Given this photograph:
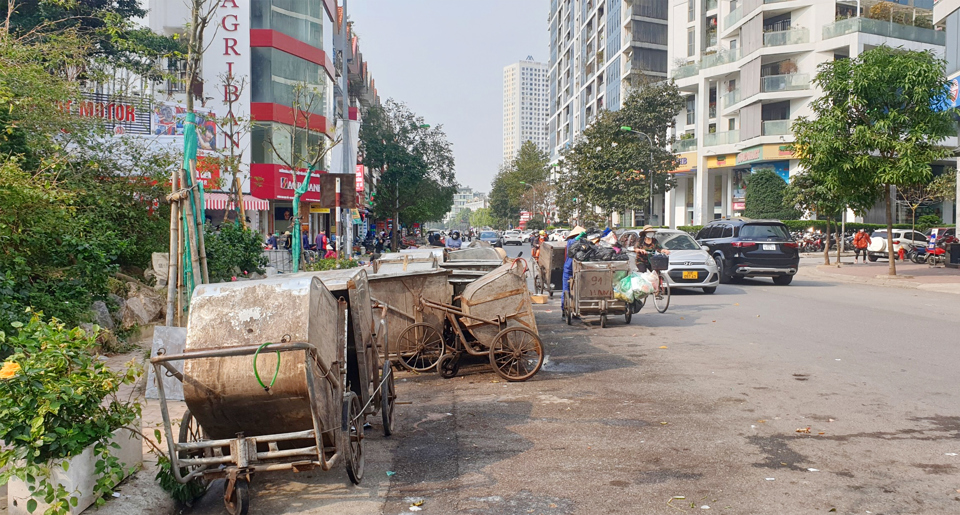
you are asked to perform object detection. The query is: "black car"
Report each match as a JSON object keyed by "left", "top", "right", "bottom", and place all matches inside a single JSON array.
[{"left": 695, "top": 218, "right": 800, "bottom": 285}]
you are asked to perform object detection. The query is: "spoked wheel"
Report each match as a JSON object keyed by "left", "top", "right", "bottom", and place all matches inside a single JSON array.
[
  {"left": 380, "top": 360, "right": 396, "bottom": 436},
  {"left": 653, "top": 272, "right": 671, "bottom": 313},
  {"left": 437, "top": 353, "right": 461, "bottom": 379},
  {"left": 342, "top": 392, "right": 364, "bottom": 484},
  {"left": 489, "top": 327, "right": 544, "bottom": 382},
  {"left": 396, "top": 323, "right": 445, "bottom": 372},
  {"left": 178, "top": 410, "right": 211, "bottom": 487},
  {"left": 564, "top": 307, "right": 572, "bottom": 325},
  {"left": 224, "top": 478, "right": 249, "bottom": 515}
]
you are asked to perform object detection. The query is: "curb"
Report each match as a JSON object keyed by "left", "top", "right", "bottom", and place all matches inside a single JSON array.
[{"left": 800, "top": 266, "right": 960, "bottom": 295}]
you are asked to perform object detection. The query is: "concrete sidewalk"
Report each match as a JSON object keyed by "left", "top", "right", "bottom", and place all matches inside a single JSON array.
[{"left": 800, "top": 258, "right": 960, "bottom": 294}]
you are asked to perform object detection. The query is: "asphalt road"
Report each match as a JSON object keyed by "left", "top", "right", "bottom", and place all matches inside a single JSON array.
[{"left": 186, "top": 242, "right": 960, "bottom": 514}]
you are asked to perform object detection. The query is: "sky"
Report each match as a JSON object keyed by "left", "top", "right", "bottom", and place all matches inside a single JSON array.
[{"left": 347, "top": 0, "right": 550, "bottom": 194}]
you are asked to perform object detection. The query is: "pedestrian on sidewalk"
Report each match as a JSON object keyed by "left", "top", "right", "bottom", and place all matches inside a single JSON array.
[{"left": 853, "top": 229, "right": 871, "bottom": 263}]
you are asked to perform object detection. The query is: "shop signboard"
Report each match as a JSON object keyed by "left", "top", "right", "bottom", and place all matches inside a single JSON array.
[
  {"left": 736, "top": 146, "right": 763, "bottom": 165},
  {"left": 707, "top": 154, "right": 736, "bottom": 168},
  {"left": 671, "top": 152, "right": 697, "bottom": 173},
  {"left": 355, "top": 164, "right": 364, "bottom": 193},
  {"left": 310, "top": 204, "right": 330, "bottom": 214},
  {"left": 929, "top": 228, "right": 940, "bottom": 250},
  {"left": 61, "top": 92, "right": 152, "bottom": 135}
]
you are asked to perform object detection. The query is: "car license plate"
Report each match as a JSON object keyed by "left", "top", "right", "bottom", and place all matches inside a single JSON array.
[
  {"left": 763, "top": 244, "right": 776, "bottom": 251},
  {"left": 682, "top": 271, "right": 698, "bottom": 279}
]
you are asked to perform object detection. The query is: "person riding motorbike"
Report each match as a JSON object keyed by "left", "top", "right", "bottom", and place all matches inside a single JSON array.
[{"left": 445, "top": 230, "right": 463, "bottom": 250}]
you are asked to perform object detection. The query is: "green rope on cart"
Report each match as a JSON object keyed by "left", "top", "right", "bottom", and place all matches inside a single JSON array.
[{"left": 253, "top": 342, "right": 280, "bottom": 392}]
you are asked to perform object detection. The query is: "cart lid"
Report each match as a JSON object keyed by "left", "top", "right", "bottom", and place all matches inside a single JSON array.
[
  {"left": 368, "top": 265, "right": 452, "bottom": 280},
  {"left": 446, "top": 247, "right": 503, "bottom": 262}
]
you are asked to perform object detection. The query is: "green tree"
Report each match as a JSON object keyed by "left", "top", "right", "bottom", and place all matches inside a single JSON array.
[
  {"left": 204, "top": 223, "right": 268, "bottom": 283},
  {"left": 897, "top": 170, "right": 957, "bottom": 235},
  {"left": 744, "top": 170, "right": 799, "bottom": 220},
  {"left": 359, "top": 100, "right": 457, "bottom": 250},
  {"left": 556, "top": 82, "right": 684, "bottom": 226},
  {"left": 792, "top": 46, "right": 956, "bottom": 275},
  {"left": 469, "top": 208, "right": 494, "bottom": 229},
  {"left": 490, "top": 141, "right": 550, "bottom": 226}
]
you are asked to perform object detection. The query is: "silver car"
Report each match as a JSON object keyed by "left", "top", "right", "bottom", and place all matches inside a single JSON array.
[{"left": 620, "top": 229, "right": 720, "bottom": 293}]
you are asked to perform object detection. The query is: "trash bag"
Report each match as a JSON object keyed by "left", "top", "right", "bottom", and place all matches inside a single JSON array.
[{"left": 571, "top": 239, "right": 597, "bottom": 261}]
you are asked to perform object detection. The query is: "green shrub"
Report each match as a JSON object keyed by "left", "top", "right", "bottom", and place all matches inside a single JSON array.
[
  {"left": 302, "top": 258, "right": 360, "bottom": 272},
  {"left": 916, "top": 215, "right": 942, "bottom": 231},
  {"left": 744, "top": 170, "right": 801, "bottom": 220},
  {"left": 204, "top": 222, "right": 269, "bottom": 283},
  {"left": 0, "top": 313, "right": 141, "bottom": 513}
]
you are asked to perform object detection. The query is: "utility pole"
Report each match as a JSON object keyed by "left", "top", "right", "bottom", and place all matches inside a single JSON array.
[{"left": 340, "top": 0, "right": 350, "bottom": 259}]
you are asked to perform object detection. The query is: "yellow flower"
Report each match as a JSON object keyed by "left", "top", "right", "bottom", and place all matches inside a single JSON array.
[{"left": 0, "top": 362, "right": 21, "bottom": 379}]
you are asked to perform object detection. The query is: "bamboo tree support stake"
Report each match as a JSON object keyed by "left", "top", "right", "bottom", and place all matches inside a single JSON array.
[
  {"left": 235, "top": 177, "right": 248, "bottom": 230},
  {"left": 177, "top": 205, "right": 185, "bottom": 327},
  {"left": 191, "top": 159, "right": 210, "bottom": 284},
  {"left": 165, "top": 171, "right": 181, "bottom": 326}
]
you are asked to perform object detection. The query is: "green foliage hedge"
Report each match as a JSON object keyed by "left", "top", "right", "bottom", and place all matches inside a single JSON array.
[{"left": 204, "top": 223, "right": 268, "bottom": 283}]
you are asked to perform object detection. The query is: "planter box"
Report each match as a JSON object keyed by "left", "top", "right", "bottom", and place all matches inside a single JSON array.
[{"left": 7, "top": 425, "right": 142, "bottom": 515}]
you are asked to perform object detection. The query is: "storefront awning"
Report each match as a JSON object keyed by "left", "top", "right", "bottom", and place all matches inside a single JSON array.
[{"left": 204, "top": 192, "right": 269, "bottom": 211}]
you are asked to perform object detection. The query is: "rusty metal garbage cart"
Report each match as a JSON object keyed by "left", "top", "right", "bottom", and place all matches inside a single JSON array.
[
  {"left": 367, "top": 258, "right": 452, "bottom": 372},
  {"left": 534, "top": 241, "right": 566, "bottom": 297},
  {"left": 563, "top": 260, "right": 632, "bottom": 328},
  {"left": 396, "top": 259, "right": 544, "bottom": 381},
  {"left": 441, "top": 247, "right": 507, "bottom": 298},
  {"left": 150, "top": 274, "right": 395, "bottom": 515}
]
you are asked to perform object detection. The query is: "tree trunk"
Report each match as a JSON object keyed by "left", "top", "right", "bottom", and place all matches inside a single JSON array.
[
  {"left": 823, "top": 219, "right": 831, "bottom": 265},
  {"left": 885, "top": 184, "right": 896, "bottom": 276},
  {"left": 836, "top": 219, "right": 841, "bottom": 266},
  {"left": 164, "top": 172, "right": 180, "bottom": 326}
]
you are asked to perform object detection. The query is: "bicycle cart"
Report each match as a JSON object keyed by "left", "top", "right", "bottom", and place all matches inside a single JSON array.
[
  {"left": 367, "top": 259, "right": 452, "bottom": 371},
  {"left": 395, "top": 260, "right": 545, "bottom": 381},
  {"left": 150, "top": 274, "right": 395, "bottom": 515},
  {"left": 564, "top": 260, "right": 632, "bottom": 328},
  {"left": 534, "top": 241, "right": 566, "bottom": 297},
  {"left": 643, "top": 253, "right": 671, "bottom": 313}
]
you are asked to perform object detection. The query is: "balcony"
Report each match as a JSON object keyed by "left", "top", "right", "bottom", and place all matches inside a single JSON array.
[
  {"left": 723, "top": 5, "right": 743, "bottom": 30},
  {"left": 709, "top": 103, "right": 717, "bottom": 118},
  {"left": 701, "top": 48, "right": 740, "bottom": 69},
  {"left": 761, "top": 73, "right": 810, "bottom": 93},
  {"left": 763, "top": 27, "right": 810, "bottom": 46},
  {"left": 761, "top": 120, "right": 791, "bottom": 136},
  {"left": 721, "top": 88, "right": 740, "bottom": 107},
  {"left": 822, "top": 17, "right": 945, "bottom": 46},
  {"left": 703, "top": 130, "right": 740, "bottom": 146},
  {"left": 674, "top": 137, "right": 698, "bottom": 152},
  {"left": 706, "top": 0, "right": 718, "bottom": 10},
  {"left": 673, "top": 62, "right": 700, "bottom": 79}
]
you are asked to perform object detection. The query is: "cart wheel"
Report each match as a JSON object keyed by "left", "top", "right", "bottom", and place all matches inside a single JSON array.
[
  {"left": 380, "top": 360, "right": 396, "bottom": 437},
  {"left": 600, "top": 314, "right": 607, "bottom": 328},
  {"left": 438, "top": 353, "right": 461, "bottom": 379},
  {"left": 654, "top": 272, "right": 671, "bottom": 313},
  {"left": 533, "top": 269, "right": 544, "bottom": 295},
  {"left": 178, "top": 410, "right": 211, "bottom": 488},
  {"left": 549, "top": 290, "right": 554, "bottom": 298},
  {"left": 342, "top": 392, "right": 364, "bottom": 484},
  {"left": 564, "top": 308, "right": 571, "bottom": 325},
  {"left": 396, "top": 323, "right": 444, "bottom": 372},
  {"left": 489, "top": 327, "right": 544, "bottom": 382},
  {"left": 224, "top": 478, "right": 249, "bottom": 515},
  {"left": 624, "top": 310, "right": 632, "bottom": 324}
]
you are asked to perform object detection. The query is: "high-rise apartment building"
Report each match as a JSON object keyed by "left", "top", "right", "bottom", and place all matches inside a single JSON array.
[
  {"left": 548, "top": 0, "right": 670, "bottom": 162},
  {"left": 665, "top": 0, "right": 951, "bottom": 226},
  {"left": 503, "top": 58, "right": 550, "bottom": 164}
]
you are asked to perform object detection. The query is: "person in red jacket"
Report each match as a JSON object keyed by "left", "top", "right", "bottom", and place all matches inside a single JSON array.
[{"left": 853, "top": 229, "right": 871, "bottom": 264}]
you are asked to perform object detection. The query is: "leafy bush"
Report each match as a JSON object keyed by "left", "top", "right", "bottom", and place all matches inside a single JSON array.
[
  {"left": 916, "top": 215, "right": 942, "bottom": 230},
  {"left": 302, "top": 258, "right": 360, "bottom": 272},
  {"left": 744, "top": 170, "right": 800, "bottom": 220},
  {"left": 204, "top": 222, "right": 269, "bottom": 283},
  {"left": 0, "top": 313, "right": 141, "bottom": 513}
]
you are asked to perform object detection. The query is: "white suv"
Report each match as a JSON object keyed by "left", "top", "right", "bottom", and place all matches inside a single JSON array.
[
  {"left": 502, "top": 230, "right": 524, "bottom": 246},
  {"left": 867, "top": 229, "right": 927, "bottom": 261}
]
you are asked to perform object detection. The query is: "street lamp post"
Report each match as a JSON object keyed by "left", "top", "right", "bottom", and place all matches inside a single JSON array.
[{"left": 620, "top": 126, "right": 656, "bottom": 226}]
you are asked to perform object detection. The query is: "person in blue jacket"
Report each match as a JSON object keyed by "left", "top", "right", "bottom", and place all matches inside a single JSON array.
[{"left": 561, "top": 226, "right": 586, "bottom": 315}]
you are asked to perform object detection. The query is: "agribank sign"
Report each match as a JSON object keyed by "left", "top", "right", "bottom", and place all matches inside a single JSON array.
[{"left": 203, "top": 0, "right": 251, "bottom": 178}]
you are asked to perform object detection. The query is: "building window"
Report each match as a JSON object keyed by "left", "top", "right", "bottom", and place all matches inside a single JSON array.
[
  {"left": 686, "top": 96, "right": 696, "bottom": 125},
  {"left": 688, "top": 0, "right": 695, "bottom": 22},
  {"left": 687, "top": 29, "right": 695, "bottom": 57}
]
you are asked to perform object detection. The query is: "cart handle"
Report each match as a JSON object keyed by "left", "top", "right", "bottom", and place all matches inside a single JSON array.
[{"left": 152, "top": 342, "right": 339, "bottom": 390}]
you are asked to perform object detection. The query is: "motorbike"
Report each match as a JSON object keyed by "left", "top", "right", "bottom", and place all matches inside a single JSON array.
[{"left": 925, "top": 236, "right": 959, "bottom": 267}]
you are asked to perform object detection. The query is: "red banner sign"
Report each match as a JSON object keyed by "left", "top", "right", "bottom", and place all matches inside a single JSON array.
[{"left": 250, "top": 163, "right": 323, "bottom": 202}]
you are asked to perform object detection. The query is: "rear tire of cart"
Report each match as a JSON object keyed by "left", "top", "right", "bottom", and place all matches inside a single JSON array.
[
  {"left": 624, "top": 310, "right": 632, "bottom": 324},
  {"left": 224, "top": 478, "right": 249, "bottom": 515},
  {"left": 489, "top": 327, "right": 544, "bottom": 382},
  {"left": 600, "top": 314, "right": 607, "bottom": 328},
  {"left": 178, "top": 410, "right": 211, "bottom": 488},
  {"left": 438, "top": 353, "right": 460, "bottom": 379},
  {"left": 342, "top": 392, "right": 364, "bottom": 485},
  {"left": 396, "top": 323, "right": 444, "bottom": 372},
  {"left": 380, "top": 360, "right": 396, "bottom": 436}
]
